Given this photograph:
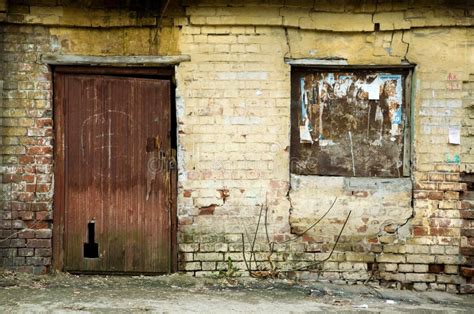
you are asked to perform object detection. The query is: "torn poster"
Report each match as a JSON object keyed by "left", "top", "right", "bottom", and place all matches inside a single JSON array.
[{"left": 291, "top": 69, "right": 408, "bottom": 178}]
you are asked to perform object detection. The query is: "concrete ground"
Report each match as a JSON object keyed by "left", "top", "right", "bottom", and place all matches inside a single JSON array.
[{"left": 0, "top": 272, "right": 472, "bottom": 313}]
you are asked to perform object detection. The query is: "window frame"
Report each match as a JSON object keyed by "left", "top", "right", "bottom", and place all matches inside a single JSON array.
[{"left": 290, "top": 65, "right": 414, "bottom": 178}]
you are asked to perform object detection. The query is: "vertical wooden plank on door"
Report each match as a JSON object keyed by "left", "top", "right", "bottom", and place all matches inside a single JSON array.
[{"left": 53, "top": 72, "right": 65, "bottom": 271}]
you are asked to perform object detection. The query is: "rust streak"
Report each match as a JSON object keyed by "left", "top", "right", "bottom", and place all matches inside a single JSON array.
[{"left": 217, "top": 188, "right": 230, "bottom": 204}]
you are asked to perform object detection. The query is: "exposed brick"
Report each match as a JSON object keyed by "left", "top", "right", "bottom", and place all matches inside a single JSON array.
[
  {"left": 201, "top": 261, "right": 216, "bottom": 271},
  {"left": 4, "top": 239, "right": 26, "bottom": 248},
  {"left": 16, "top": 211, "right": 34, "bottom": 220},
  {"left": 444, "top": 265, "right": 459, "bottom": 274},
  {"left": 412, "top": 226, "right": 429, "bottom": 236},
  {"left": 430, "top": 227, "right": 459, "bottom": 237},
  {"left": 460, "top": 200, "right": 474, "bottom": 210},
  {"left": 375, "top": 254, "right": 405, "bottom": 264},
  {"left": 405, "top": 273, "right": 436, "bottom": 282},
  {"left": 460, "top": 284, "right": 474, "bottom": 294},
  {"left": 428, "top": 173, "right": 445, "bottom": 182},
  {"left": 26, "top": 239, "right": 50, "bottom": 248},
  {"left": 460, "top": 210, "right": 474, "bottom": 219},
  {"left": 460, "top": 246, "right": 474, "bottom": 256},
  {"left": 406, "top": 254, "right": 435, "bottom": 264},
  {"left": 461, "top": 266, "right": 474, "bottom": 278},
  {"left": 414, "top": 264, "right": 429, "bottom": 273},
  {"left": 428, "top": 264, "right": 445, "bottom": 273},
  {"left": 434, "top": 164, "right": 460, "bottom": 172},
  {"left": 414, "top": 191, "right": 428, "bottom": 199},
  {"left": 18, "top": 248, "right": 34, "bottom": 257},
  {"left": 461, "top": 229, "right": 474, "bottom": 238},
  {"left": 428, "top": 191, "right": 444, "bottom": 200},
  {"left": 183, "top": 262, "right": 201, "bottom": 271},
  {"left": 35, "top": 229, "right": 51, "bottom": 238},
  {"left": 444, "top": 191, "right": 459, "bottom": 200},
  {"left": 415, "top": 182, "right": 437, "bottom": 190},
  {"left": 18, "top": 229, "right": 35, "bottom": 239},
  {"left": 194, "top": 252, "right": 224, "bottom": 261},
  {"left": 35, "top": 248, "right": 51, "bottom": 257},
  {"left": 438, "top": 182, "right": 467, "bottom": 192},
  {"left": 215, "top": 243, "right": 228, "bottom": 252},
  {"left": 179, "top": 243, "right": 199, "bottom": 252},
  {"left": 436, "top": 274, "right": 465, "bottom": 284},
  {"left": 445, "top": 173, "right": 460, "bottom": 182},
  {"left": 413, "top": 282, "right": 428, "bottom": 291},
  {"left": 25, "top": 257, "right": 50, "bottom": 266}
]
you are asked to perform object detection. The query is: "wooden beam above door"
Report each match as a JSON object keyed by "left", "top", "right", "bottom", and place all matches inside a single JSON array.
[{"left": 41, "top": 55, "right": 191, "bottom": 67}]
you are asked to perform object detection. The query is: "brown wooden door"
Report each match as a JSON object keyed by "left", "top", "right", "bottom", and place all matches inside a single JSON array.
[{"left": 56, "top": 72, "right": 173, "bottom": 273}]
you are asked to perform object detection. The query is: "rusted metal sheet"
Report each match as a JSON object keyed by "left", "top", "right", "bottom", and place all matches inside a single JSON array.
[
  {"left": 291, "top": 68, "right": 409, "bottom": 177},
  {"left": 58, "top": 73, "right": 172, "bottom": 273}
]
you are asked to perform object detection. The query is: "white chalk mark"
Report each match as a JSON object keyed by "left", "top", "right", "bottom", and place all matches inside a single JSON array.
[
  {"left": 348, "top": 131, "right": 356, "bottom": 176},
  {"left": 95, "top": 133, "right": 114, "bottom": 138},
  {"left": 80, "top": 110, "right": 134, "bottom": 163}
]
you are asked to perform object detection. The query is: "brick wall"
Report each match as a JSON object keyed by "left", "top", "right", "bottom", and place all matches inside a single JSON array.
[
  {"left": 0, "top": 0, "right": 473, "bottom": 292},
  {"left": 0, "top": 24, "right": 54, "bottom": 273},
  {"left": 460, "top": 66, "right": 474, "bottom": 292}
]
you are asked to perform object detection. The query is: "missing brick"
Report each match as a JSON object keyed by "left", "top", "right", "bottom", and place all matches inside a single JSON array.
[
  {"left": 428, "top": 264, "right": 445, "bottom": 274},
  {"left": 198, "top": 204, "right": 217, "bottom": 215}
]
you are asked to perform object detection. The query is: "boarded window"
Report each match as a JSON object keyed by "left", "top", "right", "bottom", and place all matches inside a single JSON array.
[{"left": 290, "top": 68, "right": 411, "bottom": 178}]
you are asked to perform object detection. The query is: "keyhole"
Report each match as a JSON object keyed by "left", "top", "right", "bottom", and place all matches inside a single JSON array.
[{"left": 83, "top": 221, "right": 99, "bottom": 258}]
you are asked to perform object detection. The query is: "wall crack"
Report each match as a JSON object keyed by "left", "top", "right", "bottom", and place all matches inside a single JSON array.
[{"left": 401, "top": 30, "right": 411, "bottom": 62}]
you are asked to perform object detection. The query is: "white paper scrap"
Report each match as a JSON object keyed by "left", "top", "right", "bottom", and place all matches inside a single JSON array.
[
  {"left": 299, "top": 123, "right": 313, "bottom": 144},
  {"left": 448, "top": 127, "right": 460, "bottom": 145},
  {"left": 390, "top": 123, "right": 400, "bottom": 137},
  {"left": 375, "top": 105, "right": 383, "bottom": 122},
  {"left": 367, "top": 82, "right": 380, "bottom": 100}
]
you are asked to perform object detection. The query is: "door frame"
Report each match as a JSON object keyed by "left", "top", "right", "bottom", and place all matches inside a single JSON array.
[{"left": 52, "top": 66, "right": 178, "bottom": 273}]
